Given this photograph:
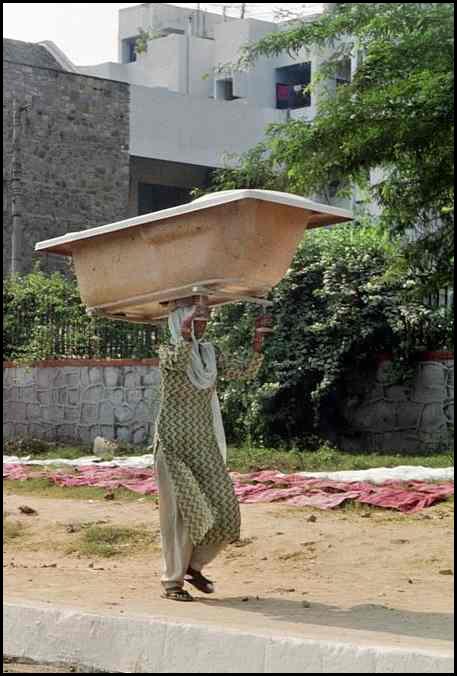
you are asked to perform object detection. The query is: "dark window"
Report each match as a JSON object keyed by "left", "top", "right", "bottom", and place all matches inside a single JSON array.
[
  {"left": 276, "top": 63, "right": 312, "bottom": 110},
  {"left": 215, "top": 78, "right": 240, "bottom": 101},
  {"left": 225, "top": 79, "right": 234, "bottom": 100},
  {"left": 138, "top": 183, "right": 191, "bottom": 216},
  {"left": 427, "top": 287, "right": 454, "bottom": 308},
  {"left": 123, "top": 38, "right": 138, "bottom": 63},
  {"left": 336, "top": 58, "right": 352, "bottom": 87},
  {"left": 276, "top": 83, "right": 311, "bottom": 110}
]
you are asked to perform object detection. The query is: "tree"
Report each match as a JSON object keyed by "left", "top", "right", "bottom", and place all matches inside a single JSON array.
[
  {"left": 207, "top": 224, "right": 454, "bottom": 447},
  {"left": 213, "top": 3, "right": 454, "bottom": 295}
]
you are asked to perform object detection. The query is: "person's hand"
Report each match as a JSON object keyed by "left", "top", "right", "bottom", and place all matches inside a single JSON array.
[
  {"left": 181, "top": 310, "right": 196, "bottom": 341},
  {"left": 253, "top": 314, "right": 273, "bottom": 352},
  {"left": 181, "top": 298, "right": 209, "bottom": 341},
  {"left": 253, "top": 333, "right": 263, "bottom": 353}
]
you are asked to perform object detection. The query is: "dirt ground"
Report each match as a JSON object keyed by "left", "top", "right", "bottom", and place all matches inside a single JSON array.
[{"left": 3, "top": 493, "right": 454, "bottom": 653}]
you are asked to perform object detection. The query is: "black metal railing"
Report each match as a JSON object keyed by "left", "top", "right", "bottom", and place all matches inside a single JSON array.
[{"left": 3, "top": 300, "right": 157, "bottom": 361}]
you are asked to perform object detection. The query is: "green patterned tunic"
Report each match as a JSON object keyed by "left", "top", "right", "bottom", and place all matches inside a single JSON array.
[{"left": 156, "top": 341, "right": 263, "bottom": 546}]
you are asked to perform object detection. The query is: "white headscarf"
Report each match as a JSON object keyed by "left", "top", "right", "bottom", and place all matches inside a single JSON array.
[{"left": 168, "top": 306, "right": 227, "bottom": 463}]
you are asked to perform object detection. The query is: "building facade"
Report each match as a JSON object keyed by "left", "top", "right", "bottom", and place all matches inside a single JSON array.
[
  {"left": 3, "top": 40, "right": 130, "bottom": 275},
  {"left": 3, "top": 3, "right": 351, "bottom": 276}
]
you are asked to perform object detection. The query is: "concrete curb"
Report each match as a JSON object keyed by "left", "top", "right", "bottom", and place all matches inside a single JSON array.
[{"left": 4, "top": 602, "right": 454, "bottom": 673}]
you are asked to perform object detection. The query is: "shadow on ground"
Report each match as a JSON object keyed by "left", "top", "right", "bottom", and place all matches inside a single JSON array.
[{"left": 198, "top": 597, "right": 454, "bottom": 642}]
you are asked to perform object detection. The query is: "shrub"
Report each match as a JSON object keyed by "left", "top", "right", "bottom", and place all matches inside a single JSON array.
[
  {"left": 208, "top": 223, "right": 454, "bottom": 447},
  {"left": 3, "top": 270, "right": 157, "bottom": 363}
]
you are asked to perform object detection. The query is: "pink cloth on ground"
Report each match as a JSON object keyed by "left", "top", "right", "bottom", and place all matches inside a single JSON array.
[{"left": 3, "top": 464, "right": 453, "bottom": 513}]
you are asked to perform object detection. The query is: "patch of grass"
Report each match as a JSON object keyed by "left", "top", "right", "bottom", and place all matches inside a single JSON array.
[
  {"left": 5, "top": 439, "right": 452, "bottom": 473},
  {"left": 66, "top": 524, "right": 157, "bottom": 558},
  {"left": 30, "top": 447, "right": 93, "bottom": 461},
  {"left": 3, "top": 478, "right": 157, "bottom": 503},
  {"left": 109, "top": 442, "right": 149, "bottom": 457},
  {"left": 3, "top": 438, "right": 145, "bottom": 461},
  {"left": 3, "top": 438, "right": 91, "bottom": 459},
  {"left": 3, "top": 516, "right": 27, "bottom": 544},
  {"left": 227, "top": 445, "right": 453, "bottom": 474},
  {"left": 4, "top": 442, "right": 452, "bottom": 507},
  {"left": 340, "top": 501, "right": 378, "bottom": 516}
]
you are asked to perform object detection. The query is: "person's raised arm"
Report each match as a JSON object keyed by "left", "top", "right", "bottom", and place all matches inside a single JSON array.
[{"left": 217, "top": 314, "right": 272, "bottom": 382}]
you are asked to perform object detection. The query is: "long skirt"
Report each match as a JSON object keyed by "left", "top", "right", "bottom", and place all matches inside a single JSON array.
[{"left": 156, "top": 449, "right": 223, "bottom": 589}]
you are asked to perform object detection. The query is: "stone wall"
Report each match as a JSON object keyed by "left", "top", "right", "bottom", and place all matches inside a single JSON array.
[
  {"left": 3, "top": 41, "right": 130, "bottom": 275},
  {"left": 4, "top": 355, "right": 454, "bottom": 453},
  {"left": 341, "top": 355, "right": 454, "bottom": 453},
  {"left": 3, "top": 39, "right": 63, "bottom": 69},
  {"left": 3, "top": 360, "right": 161, "bottom": 446}
]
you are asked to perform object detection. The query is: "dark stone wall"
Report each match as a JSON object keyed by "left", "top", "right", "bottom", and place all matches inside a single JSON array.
[
  {"left": 3, "top": 39, "right": 63, "bottom": 69},
  {"left": 3, "top": 48, "right": 130, "bottom": 275},
  {"left": 340, "top": 358, "right": 454, "bottom": 453}
]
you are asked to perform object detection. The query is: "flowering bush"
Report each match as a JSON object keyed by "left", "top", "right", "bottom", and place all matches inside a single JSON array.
[{"left": 208, "top": 223, "right": 454, "bottom": 446}]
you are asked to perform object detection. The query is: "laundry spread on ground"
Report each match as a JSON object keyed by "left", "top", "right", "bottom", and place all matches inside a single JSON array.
[
  {"left": 3, "top": 463, "right": 454, "bottom": 513},
  {"left": 4, "top": 455, "right": 454, "bottom": 485}
]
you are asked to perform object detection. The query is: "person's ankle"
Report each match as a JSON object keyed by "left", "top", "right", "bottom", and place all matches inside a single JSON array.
[{"left": 187, "top": 566, "right": 201, "bottom": 575}]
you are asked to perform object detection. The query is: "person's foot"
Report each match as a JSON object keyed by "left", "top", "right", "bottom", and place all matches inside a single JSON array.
[
  {"left": 161, "top": 586, "right": 194, "bottom": 602},
  {"left": 185, "top": 568, "right": 215, "bottom": 594}
]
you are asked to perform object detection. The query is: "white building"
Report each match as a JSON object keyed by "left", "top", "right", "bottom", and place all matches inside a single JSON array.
[{"left": 43, "top": 3, "right": 354, "bottom": 216}]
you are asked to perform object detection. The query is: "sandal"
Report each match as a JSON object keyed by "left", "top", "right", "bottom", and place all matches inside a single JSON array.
[
  {"left": 161, "top": 586, "right": 194, "bottom": 602},
  {"left": 185, "top": 568, "right": 215, "bottom": 594}
]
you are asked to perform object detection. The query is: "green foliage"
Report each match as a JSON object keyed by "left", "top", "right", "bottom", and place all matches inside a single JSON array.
[
  {"left": 2, "top": 437, "right": 91, "bottom": 460},
  {"left": 215, "top": 2, "right": 454, "bottom": 295},
  {"left": 208, "top": 224, "right": 454, "bottom": 447},
  {"left": 135, "top": 27, "right": 166, "bottom": 54},
  {"left": 194, "top": 145, "right": 290, "bottom": 196},
  {"left": 3, "top": 437, "right": 54, "bottom": 457},
  {"left": 3, "top": 271, "right": 157, "bottom": 363},
  {"left": 203, "top": 3, "right": 455, "bottom": 447},
  {"left": 226, "top": 444, "right": 452, "bottom": 474}
]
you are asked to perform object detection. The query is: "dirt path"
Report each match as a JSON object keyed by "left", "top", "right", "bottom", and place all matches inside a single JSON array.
[{"left": 3, "top": 493, "right": 454, "bottom": 651}]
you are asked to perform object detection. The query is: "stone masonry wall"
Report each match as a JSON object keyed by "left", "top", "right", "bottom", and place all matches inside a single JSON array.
[
  {"left": 3, "top": 48, "right": 130, "bottom": 275},
  {"left": 3, "top": 361, "right": 161, "bottom": 446},
  {"left": 3, "top": 357, "right": 454, "bottom": 452},
  {"left": 341, "top": 356, "right": 454, "bottom": 453}
]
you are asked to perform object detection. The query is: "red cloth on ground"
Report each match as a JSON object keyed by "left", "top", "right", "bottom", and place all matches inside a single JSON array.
[{"left": 3, "top": 464, "right": 453, "bottom": 513}]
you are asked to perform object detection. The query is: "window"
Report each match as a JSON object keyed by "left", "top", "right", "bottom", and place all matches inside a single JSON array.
[
  {"left": 336, "top": 58, "right": 352, "bottom": 87},
  {"left": 276, "top": 63, "right": 312, "bottom": 110},
  {"left": 427, "top": 287, "right": 454, "bottom": 309},
  {"left": 128, "top": 40, "right": 137, "bottom": 63},
  {"left": 138, "top": 183, "right": 191, "bottom": 216},
  {"left": 215, "top": 78, "right": 239, "bottom": 101},
  {"left": 122, "top": 38, "right": 138, "bottom": 64}
]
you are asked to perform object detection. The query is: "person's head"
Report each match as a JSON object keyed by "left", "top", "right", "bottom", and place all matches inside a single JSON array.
[{"left": 169, "top": 296, "right": 210, "bottom": 341}]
